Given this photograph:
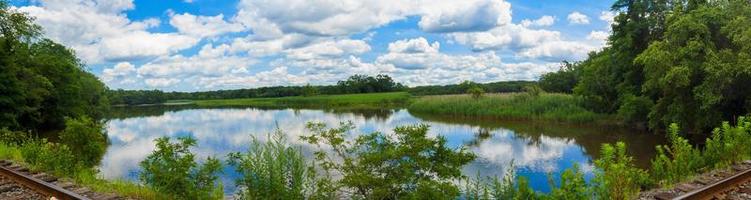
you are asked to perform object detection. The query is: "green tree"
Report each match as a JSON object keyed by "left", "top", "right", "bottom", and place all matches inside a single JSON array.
[
  {"left": 58, "top": 117, "right": 108, "bottom": 167},
  {"left": 539, "top": 61, "right": 581, "bottom": 93},
  {"left": 0, "top": 1, "right": 109, "bottom": 131},
  {"left": 140, "top": 137, "right": 223, "bottom": 199},
  {"left": 467, "top": 86, "right": 485, "bottom": 99},
  {"left": 301, "top": 122, "right": 476, "bottom": 199},
  {"left": 301, "top": 84, "right": 319, "bottom": 97}
]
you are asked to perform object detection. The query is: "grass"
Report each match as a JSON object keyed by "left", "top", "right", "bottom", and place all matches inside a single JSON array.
[
  {"left": 192, "top": 92, "right": 411, "bottom": 109},
  {"left": 0, "top": 142, "right": 167, "bottom": 200},
  {"left": 408, "top": 93, "right": 612, "bottom": 123}
]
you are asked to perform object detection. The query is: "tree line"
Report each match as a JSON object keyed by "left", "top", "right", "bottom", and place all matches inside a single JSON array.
[
  {"left": 540, "top": 0, "right": 751, "bottom": 134},
  {"left": 108, "top": 74, "right": 408, "bottom": 105}
]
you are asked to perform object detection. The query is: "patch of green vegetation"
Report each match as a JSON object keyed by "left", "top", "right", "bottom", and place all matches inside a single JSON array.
[
  {"left": 193, "top": 92, "right": 411, "bottom": 109},
  {"left": 408, "top": 93, "right": 610, "bottom": 123}
]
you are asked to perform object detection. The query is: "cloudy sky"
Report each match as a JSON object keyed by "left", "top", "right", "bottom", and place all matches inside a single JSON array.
[{"left": 11, "top": 0, "right": 615, "bottom": 91}]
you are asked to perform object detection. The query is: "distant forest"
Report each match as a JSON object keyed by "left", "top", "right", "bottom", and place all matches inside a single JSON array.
[{"left": 107, "top": 75, "right": 534, "bottom": 106}]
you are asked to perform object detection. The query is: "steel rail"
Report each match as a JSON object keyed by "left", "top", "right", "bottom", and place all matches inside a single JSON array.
[
  {"left": 0, "top": 163, "right": 90, "bottom": 200},
  {"left": 673, "top": 167, "right": 751, "bottom": 200}
]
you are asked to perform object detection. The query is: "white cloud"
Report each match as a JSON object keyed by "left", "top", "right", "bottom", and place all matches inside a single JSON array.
[
  {"left": 285, "top": 39, "right": 371, "bottom": 60},
  {"left": 449, "top": 24, "right": 561, "bottom": 51},
  {"left": 169, "top": 13, "right": 246, "bottom": 38},
  {"left": 418, "top": 0, "right": 512, "bottom": 32},
  {"left": 18, "top": 0, "right": 200, "bottom": 64},
  {"left": 521, "top": 15, "right": 555, "bottom": 27},
  {"left": 567, "top": 12, "right": 590, "bottom": 24},
  {"left": 387, "top": 37, "right": 440, "bottom": 53},
  {"left": 144, "top": 78, "right": 181, "bottom": 87}
]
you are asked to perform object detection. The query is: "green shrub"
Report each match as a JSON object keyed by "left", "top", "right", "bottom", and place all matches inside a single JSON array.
[
  {"left": 650, "top": 123, "right": 704, "bottom": 185},
  {"left": 548, "top": 164, "right": 589, "bottom": 200},
  {"left": 19, "top": 139, "right": 82, "bottom": 176},
  {"left": 139, "top": 137, "right": 223, "bottom": 200},
  {"left": 463, "top": 163, "right": 517, "bottom": 200},
  {"left": 301, "top": 122, "right": 476, "bottom": 199},
  {"left": 524, "top": 85, "right": 543, "bottom": 97},
  {"left": 58, "top": 117, "right": 108, "bottom": 167},
  {"left": 592, "top": 142, "right": 648, "bottom": 200},
  {"left": 703, "top": 117, "right": 751, "bottom": 168},
  {"left": 227, "top": 129, "right": 318, "bottom": 199},
  {"left": 0, "top": 128, "right": 31, "bottom": 145},
  {"left": 467, "top": 86, "right": 485, "bottom": 99}
]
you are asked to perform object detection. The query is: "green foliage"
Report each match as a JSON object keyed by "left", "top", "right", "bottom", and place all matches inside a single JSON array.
[
  {"left": 58, "top": 117, "right": 108, "bottom": 167},
  {"left": 409, "top": 93, "right": 604, "bottom": 123},
  {"left": 0, "top": 2, "right": 108, "bottom": 131},
  {"left": 301, "top": 122, "right": 476, "bottom": 199},
  {"left": 574, "top": 0, "right": 751, "bottom": 133},
  {"left": 139, "top": 137, "right": 223, "bottom": 200},
  {"left": 302, "top": 84, "right": 319, "bottom": 97},
  {"left": 0, "top": 127, "right": 31, "bottom": 145},
  {"left": 592, "top": 142, "right": 648, "bottom": 200},
  {"left": 703, "top": 117, "right": 751, "bottom": 168},
  {"left": 336, "top": 74, "right": 406, "bottom": 94},
  {"left": 617, "top": 95, "right": 654, "bottom": 124},
  {"left": 409, "top": 81, "right": 534, "bottom": 96},
  {"left": 650, "top": 123, "right": 704, "bottom": 185},
  {"left": 524, "top": 85, "right": 543, "bottom": 98},
  {"left": 227, "top": 129, "right": 319, "bottom": 199},
  {"left": 539, "top": 61, "right": 581, "bottom": 93},
  {"left": 19, "top": 139, "right": 82, "bottom": 176},
  {"left": 467, "top": 86, "right": 485, "bottom": 99},
  {"left": 548, "top": 164, "right": 589, "bottom": 200}
]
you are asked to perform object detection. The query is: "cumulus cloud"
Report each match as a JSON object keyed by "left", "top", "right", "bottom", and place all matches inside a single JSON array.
[
  {"left": 521, "top": 16, "right": 555, "bottom": 27},
  {"left": 600, "top": 11, "right": 617, "bottom": 26},
  {"left": 18, "top": 0, "right": 200, "bottom": 64},
  {"left": 387, "top": 37, "right": 440, "bottom": 53},
  {"left": 418, "top": 0, "right": 512, "bottom": 32},
  {"left": 169, "top": 12, "right": 246, "bottom": 38},
  {"left": 567, "top": 12, "right": 590, "bottom": 24}
]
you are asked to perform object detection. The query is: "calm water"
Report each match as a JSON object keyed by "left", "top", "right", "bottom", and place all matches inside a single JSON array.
[{"left": 101, "top": 106, "right": 665, "bottom": 195}]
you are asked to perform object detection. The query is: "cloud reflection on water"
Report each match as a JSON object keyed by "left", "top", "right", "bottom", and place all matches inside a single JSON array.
[{"left": 102, "top": 108, "right": 591, "bottom": 193}]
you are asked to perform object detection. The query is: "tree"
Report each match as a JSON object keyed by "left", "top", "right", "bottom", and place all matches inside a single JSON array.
[
  {"left": 539, "top": 61, "right": 581, "bottom": 93},
  {"left": 140, "top": 137, "right": 223, "bottom": 199},
  {"left": 301, "top": 84, "right": 319, "bottom": 97},
  {"left": 58, "top": 117, "right": 108, "bottom": 167},
  {"left": 300, "top": 122, "right": 476, "bottom": 199},
  {"left": 0, "top": 1, "right": 108, "bottom": 131},
  {"left": 467, "top": 86, "right": 485, "bottom": 99}
]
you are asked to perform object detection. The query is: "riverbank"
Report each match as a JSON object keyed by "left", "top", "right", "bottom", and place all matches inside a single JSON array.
[{"left": 407, "top": 93, "right": 614, "bottom": 124}]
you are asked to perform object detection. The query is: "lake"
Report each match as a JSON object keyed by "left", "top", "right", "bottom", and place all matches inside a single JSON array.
[{"left": 101, "top": 106, "right": 665, "bottom": 195}]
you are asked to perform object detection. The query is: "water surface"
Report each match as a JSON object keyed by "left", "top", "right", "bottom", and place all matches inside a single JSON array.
[{"left": 101, "top": 106, "right": 665, "bottom": 195}]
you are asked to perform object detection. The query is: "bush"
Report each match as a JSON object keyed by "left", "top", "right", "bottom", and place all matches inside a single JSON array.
[
  {"left": 0, "top": 128, "right": 31, "bottom": 145},
  {"left": 227, "top": 129, "right": 319, "bottom": 199},
  {"left": 467, "top": 86, "right": 485, "bottom": 99},
  {"left": 703, "top": 117, "right": 751, "bottom": 168},
  {"left": 139, "top": 137, "right": 223, "bottom": 200},
  {"left": 548, "top": 164, "right": 589, "bottom": 200},
  {"left": 58, "top": 117, "right": 108, "bottom": 167},
  {"left": 650, "top": 123, "right": 704, "bottom": 185},
  {"left": 19, "top": 139, "right": 81, "bottom": 176},
  {"left": 524, "top": 85, "right": 543, "bottom": 97},
  {"left": 301, "top": 122, "right": 476, "bottom": 199},
  {"left": 592, "top": 142, "right": 648, "bottom": 200}
]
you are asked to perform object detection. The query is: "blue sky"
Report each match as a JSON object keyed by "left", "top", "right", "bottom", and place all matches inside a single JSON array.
[{"left": 11, "top": 0, "right": 616, "bottom": 91}]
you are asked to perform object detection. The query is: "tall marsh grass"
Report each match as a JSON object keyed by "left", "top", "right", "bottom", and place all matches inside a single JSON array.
[{"left": 408, "top": 93, "right": 605, "bottom": 123}]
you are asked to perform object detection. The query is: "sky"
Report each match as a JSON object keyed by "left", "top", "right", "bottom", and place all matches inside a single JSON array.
[{"left": 10, "top": 0, "right": 617, "bottom": 92}]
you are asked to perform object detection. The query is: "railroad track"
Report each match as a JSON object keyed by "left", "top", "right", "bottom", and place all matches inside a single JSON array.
[
  {"left": 0, "top": 160, "right": 120, "bottom": 200},
  {"left": 651, "top": 161, "right": 751, "bottom": 200}
]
